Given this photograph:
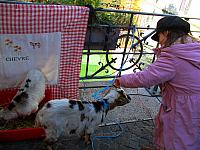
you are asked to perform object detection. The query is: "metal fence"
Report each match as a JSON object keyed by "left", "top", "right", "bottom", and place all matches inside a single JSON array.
[{"left": 80, "top": 8, "right": 200, "bottom": 88}]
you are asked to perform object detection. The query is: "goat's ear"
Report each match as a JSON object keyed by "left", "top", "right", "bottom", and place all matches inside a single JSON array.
[
  {"left": 116, "top": 88, "right": 124, "bottom": 94},
  {"left": 116, "top": 88, "right": 131, "bottom": 100}
]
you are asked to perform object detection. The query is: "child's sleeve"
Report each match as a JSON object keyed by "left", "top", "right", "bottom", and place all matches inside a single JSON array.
[{"left": 120, "top": 52, "right": 176, "bottom": 88}]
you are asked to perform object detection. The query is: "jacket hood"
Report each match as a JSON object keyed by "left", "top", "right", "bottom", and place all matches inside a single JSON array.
[{"left": 163, "top": 42, "right": 200, "bottom": 69}]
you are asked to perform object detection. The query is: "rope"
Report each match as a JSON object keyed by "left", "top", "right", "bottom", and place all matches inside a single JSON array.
[
  {"left": 130, "top": 25, "right": 136, "bottom": 50},
  {"left": 88, "top": 26, "right": 138, "bottom": 150},
  {"left": 89, "top": 64, "right": 124, "bottom": 150},
  {"left": 91, "top": 84, "right": 111, "bottom": 101},
  {"left": 90, "top": 122, "right": 123, "bottom": 150},
  {"left": 91, "top": 25, "right": 137, "bottom": 100}
]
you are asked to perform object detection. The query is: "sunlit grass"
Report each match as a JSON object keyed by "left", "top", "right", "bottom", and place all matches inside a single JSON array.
[{"left": 80, "top": 50, "right": 115, "bottom": 82}]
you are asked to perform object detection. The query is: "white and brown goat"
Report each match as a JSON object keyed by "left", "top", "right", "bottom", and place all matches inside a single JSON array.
[
  {"left": 35, "top": 86, "right": 131, "bottom": 149},
  {"left": 0, "top": 69, "right": 46, "bottom": 120}
]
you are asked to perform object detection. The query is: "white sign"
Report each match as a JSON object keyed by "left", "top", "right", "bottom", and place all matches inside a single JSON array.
[{"left": 0, "top": 32, "right": 61, "bottom": 89}]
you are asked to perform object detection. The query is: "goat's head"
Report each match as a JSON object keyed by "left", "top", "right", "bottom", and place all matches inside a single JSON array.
[{"left": 102, "top": 87, "right": 131, "bottom": 111}]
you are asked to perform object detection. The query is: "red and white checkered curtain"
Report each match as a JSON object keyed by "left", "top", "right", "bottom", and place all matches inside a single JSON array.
[{"left": 0, "top": 3, "right": 89, "bottom": 100}]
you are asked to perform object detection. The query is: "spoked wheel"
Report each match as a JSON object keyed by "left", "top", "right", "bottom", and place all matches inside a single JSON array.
[{"left": 106, "top": 34, "right": 143, "bottom": 71}]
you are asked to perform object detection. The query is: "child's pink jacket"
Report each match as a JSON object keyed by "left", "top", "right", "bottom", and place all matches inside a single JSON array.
[{"left": 120, "top": 42, "right": 200, "bottom": 150}]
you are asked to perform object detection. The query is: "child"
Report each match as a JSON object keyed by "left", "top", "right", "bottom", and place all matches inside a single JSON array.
[{"left": 115, "top": 16, "right": 200, "bottom": 150}]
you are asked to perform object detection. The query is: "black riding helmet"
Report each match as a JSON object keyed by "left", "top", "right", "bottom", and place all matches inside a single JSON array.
[{"left": 151, "top": 16, "right": 190, "bottom": 42}]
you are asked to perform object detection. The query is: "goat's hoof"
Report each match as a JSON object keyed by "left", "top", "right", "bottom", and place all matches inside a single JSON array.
[
  {"left": 83, "top": 143, "right": 91, "bottom": 150},
  {"left": 140, "top": 145, "right": 157, "bottom": 150},
  {"left": 47, "top": 145, "right": 53, "bottom": 150},
  {"left": 45, "top": 142, "right": 55, "bottom": 150},
  {"left": 85, "top": 143, "right": 92, "bottom": 150},
  {"left": 44, "top": 138, "right": 55, "bottom": 150}
]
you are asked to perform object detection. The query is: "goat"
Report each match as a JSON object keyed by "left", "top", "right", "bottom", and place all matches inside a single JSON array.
[
  {"left": 0, "top": 69, "right": 46, "bottom": 120},
  {"left": 35, "top": 86, "right": 131, "bottom": 149}
]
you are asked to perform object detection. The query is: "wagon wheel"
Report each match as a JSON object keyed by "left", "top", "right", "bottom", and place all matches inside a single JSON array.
[{"left": 106, "top": 34, "right": 143, "bottom": 71}]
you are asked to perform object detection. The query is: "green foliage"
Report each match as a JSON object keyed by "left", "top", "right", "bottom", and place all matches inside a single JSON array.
[
  {"left": 96, "top": 12, "right": 134, "bottom": 25},
  {"left": 34, "top": 0, "right": 101, "bottom": 8},
  {"left": 80, "top": 50, "right": 115, "bottom": 81},
  {"left": 32, "top": 0, "right": 134, "bottom": 26}
]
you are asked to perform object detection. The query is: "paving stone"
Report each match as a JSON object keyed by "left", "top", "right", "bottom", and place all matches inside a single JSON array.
[{"left": 0, "top": 82, "right": 160, "bottom": 150}]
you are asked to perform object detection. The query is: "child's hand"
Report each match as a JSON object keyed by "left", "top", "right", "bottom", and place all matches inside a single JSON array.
[{"left": 113, "top": 78, "right": 121, "bottom": 87}]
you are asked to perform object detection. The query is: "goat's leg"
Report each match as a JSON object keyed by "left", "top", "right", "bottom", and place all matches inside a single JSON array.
[
  {"left": 79, "top": 132, "right": 91, "bottom": 143},
  {"left": 84, "top": 133, "right": 91, "bottom": 144},
  {"left": 44, "top": 138, "right": 55, "bottom": 150},
  {"left": 44, "top": 138, "right": 54, "bottom": 150},
  {"left": 46, "top": 144, "right": 53, "bottom": 150},
  {"left": 83, "top": 133, "right": 92, "bottom": 150},
  {"left": 43, "top": 129, "right": 58, "bottom": 150}
]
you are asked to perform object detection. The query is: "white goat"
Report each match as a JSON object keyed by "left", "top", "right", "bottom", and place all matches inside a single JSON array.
[
  {"left": 35, "top": 86, "right": 131, "bottom": 149},
  {"left": 0, "top": 69, "right": 46, "bottom": 120}
]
